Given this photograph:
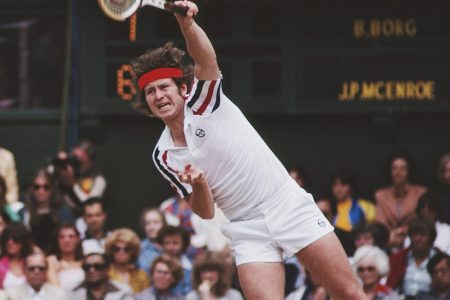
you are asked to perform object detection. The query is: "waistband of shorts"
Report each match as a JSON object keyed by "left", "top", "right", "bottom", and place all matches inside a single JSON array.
[{"left": 230, "top": 178, "right": 299, "bottom": 222}]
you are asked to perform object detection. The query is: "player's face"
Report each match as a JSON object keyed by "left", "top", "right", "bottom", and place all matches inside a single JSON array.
[{"left": 144, "top": 78, "right": 187, "bottom": 123}]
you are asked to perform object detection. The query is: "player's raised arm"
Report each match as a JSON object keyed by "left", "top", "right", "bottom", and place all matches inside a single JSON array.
[{"left": 173, "top": 1, "right": 220, "bottom": 81}]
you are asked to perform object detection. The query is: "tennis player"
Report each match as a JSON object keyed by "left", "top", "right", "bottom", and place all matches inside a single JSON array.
[{"left": 131, "top": 1, "right": 365, "bottom": 299}]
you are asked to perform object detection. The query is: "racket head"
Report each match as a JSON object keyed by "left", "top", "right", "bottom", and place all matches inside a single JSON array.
[{"left": 97, "top": 0, "right": 141, "bottom": 21}]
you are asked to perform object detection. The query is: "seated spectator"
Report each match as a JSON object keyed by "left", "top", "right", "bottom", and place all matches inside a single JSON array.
[
  {"left": 437, "top": 153, "right": 450, "bottom": 224},
  {"left": 68, "top": 252, "right": 133, "bottom": 300},
  {"left": 315, "top": 197, "right": 335, "bottom": 223},
  {"left": 0, "top": 175, "right": 19, "bottom": 222},
  {"left": 375, "top": 152, "right": 426, "bottom": 231},
  {"left": 0, "top": 208, "right": 11, "bottom": 244},
  {"left": 52, "top": 140, "right": 107, "bottom": 216},
  {"left": 47, "top": 223, "right": 85, "bottom": 289},
  {"left": 387, "top": 217, "right": 440, "bottom": 298},
  {"left": 387, "top": 219, "right": 409, "bottom": 255},
  {"left": 0, "top": 222, "right": 34, "bottom": 289},
  {"left": 158, "top": 225, "right": 192, "bottom": 296},
  {"left": 20, "top": 168, "right": 74, "bottom": 251},
  {"left": 416, "top": 191, "right": 450, "bottom": 255},
  {"left": 137, "top": 208, "right": 165, "bottom": 276},
  {"left": 160, "top": 194, "right": 210, "bottom": 261},
  {"left": 354, "top": 222, "right": 390, "bottom": 251},
  {"left": 287, "top": 164, "right": 309, "bottom": 190},
  {"left": 352, "top": 245, "right": 400, "bottom": 299},
  {"left": 331, "top": 168, "right": 375, "bottom": 255},
  {"left": 80, "top": 197, "right": 110, "bottom": 254},
  {"left": 104, "top": 228, "right": 149, "bottom": 294},
  {"left": 5, "top": 252, "right": 68, "bottom": 300},
  {"left": 416, "top": 252, "right": 450, "bottom": 300},
  {"left": 285, "top": 270, "right": 330, "bottom": 300},
  {"left": 0, "top": 147, "right": 19, "bottom": 205},
  {"left": 135, "top": 255, "right": 184, "bottom": 300},
  {"left": 160, "top": 194, "right": 193, "bottom": 235},
  {"left": 187, "top": 251, "right": 243, "bottom": 300}
]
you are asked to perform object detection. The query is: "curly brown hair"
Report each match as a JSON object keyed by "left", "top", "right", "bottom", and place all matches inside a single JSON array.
[
  {"left": 150, "top": 255, "right": 184, "bottom": 289},
  {"left": 192, "top": 251, "right": 232, "bottom": 297},
  {"left": 130, "top": 42, "right": 194, "bottom": 116}
]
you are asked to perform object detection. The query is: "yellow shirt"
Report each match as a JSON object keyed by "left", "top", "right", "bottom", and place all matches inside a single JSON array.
[{"left": 108, "top": 266, "right": 150, "bottom": 294}]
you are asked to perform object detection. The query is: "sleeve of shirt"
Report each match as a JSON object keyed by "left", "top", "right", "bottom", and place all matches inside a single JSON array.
[
  {"left": 186, "top": 75, "right": 224, "bottom": 116},
  {"left": 152, "top": 147, "right": 192, "bottom": 199}
]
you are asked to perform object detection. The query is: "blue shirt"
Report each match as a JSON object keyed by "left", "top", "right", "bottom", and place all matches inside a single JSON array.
[{"left": 138, "top": 239, "right": 162, "bottom": 276}]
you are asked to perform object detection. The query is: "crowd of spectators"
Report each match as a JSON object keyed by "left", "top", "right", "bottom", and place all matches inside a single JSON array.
[{"left": 0, "top": 142, "right": 449, "bottom": 300}]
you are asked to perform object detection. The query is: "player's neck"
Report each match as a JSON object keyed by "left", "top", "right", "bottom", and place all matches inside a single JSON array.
[{"left": 169, "top": 127, "right": 187, "bottom": 147}]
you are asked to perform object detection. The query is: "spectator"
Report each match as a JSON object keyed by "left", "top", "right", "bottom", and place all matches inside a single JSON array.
[
  {"left": 285, "top": 270, "right": 330, "bottom": 300},
  {"left": 416, "top": 252, "right": 450, "bottom": 300},
  {"left": 0, "top": 209, "right": 11, "bottom": 243},
  {"left": 287, "top": 164, "right": 309, "bottom": 189},
  {"left": 70, "top": 140, "right": 107, "bottom": 203},
  {"left": 81, "top": 197, "right": 110, "bottom": 254},
  {"left": 0, "top": 222, "right": 33, "bottom": 289},
  {"left": 68, "top": 253, "right": 133, "bottom": 300},
  {"left": 331, "top": 168, "right": 375, "bottom": 255},
  {"left": 315, "top": 197, "right": 335, "bottom": 224},
  {"left": 134, "top": 255, "right": 184, "bottom": 300},
  {"left": 416, "top": 191, "right": 450, "bottom": 255},
  {"left": 387, "top": 219, "right": 409, "bottom": 255},
  {"left": 158, "top": 225, "right": 192, "bottom": 296},
  {"left": 104, "top": 228, "right": 149, "bottom": 294},
  {"left": 52, "top": 141, "right": 107, "bottom": 216},
  {"left": 47, "top": 223, "right": 85, "bottom": 289},
  {"left": 387, "top": 218, "right": 440, "bottom": 298},
  {"left": 375, "top": 153, "right": 426, "bottom": 230},
  {"left": 187, "top": 251, "right": 243, "bottom": 300},
  {"left": 138, "top": 208, "right": 165, "bottom": 276},
  {"left": 20, "top": 168, "right": 74, "bottom": 251},
  {"left": 353, "top": 222, "right": 390, "bottom": 251},
  {"left": 0, "top": 147, "right": 19, "bottom": 205},
  {"left": 160, "top": 194, "right": 194, "bottom": 235},
  {"left": 352, "top": 245, "right": 400, "bottom": 299},
  {"left": 5, "top": 252, "right": 68, "bottom": 299},
  {"left": 0, "top": 175, "right": 20, "bottom": 222},
  {"left": 437, "top": 153, "right": 450, "bottom": 224}
]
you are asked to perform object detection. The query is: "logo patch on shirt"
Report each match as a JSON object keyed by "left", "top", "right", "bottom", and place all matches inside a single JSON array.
[
  {"left": 317, "top": 218, "right": 326, "bottom": 227},
  {"left": 195, "top": 129, "right": 206, "bottom": 137}
]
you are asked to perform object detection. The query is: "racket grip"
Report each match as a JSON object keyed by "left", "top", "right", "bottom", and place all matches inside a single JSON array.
[{"left": 164, "top": 2, "right": 188, "bottom": 16}]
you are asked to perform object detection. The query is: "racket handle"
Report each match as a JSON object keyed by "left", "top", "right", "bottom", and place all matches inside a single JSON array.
[{"left": 164, "top": 2, "right": 188, "bottom": 16}]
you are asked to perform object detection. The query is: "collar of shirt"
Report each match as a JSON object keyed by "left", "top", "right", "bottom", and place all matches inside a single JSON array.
[
  {"left": 74, "top": 281, "right": 120, "bottom": 300},
  {"left": 27, "top": 283, "right": 46, "bottom": 300}
]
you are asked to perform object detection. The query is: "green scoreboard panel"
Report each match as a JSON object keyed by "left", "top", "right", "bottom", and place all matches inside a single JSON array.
[{"left": 79, "top": 0, "right": 450, "bottom": 114}]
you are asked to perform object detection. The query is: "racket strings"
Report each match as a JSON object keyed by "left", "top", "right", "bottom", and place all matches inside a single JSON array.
[{"left": 104, "top": 0, "right": 137, "bottom": 15}]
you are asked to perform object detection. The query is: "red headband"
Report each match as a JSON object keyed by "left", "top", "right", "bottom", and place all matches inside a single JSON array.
[{"left": 138, "top": 68, "right": 183, "bottom": 90}]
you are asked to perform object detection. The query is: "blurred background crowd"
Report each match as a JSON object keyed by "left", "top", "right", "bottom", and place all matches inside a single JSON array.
[{"left": 0, "top": 142, "right": 449, "bottom": 300}]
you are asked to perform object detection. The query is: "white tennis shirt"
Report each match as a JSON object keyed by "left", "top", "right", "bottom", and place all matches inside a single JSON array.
[{"left": 152, "top": 75, "right": 291, "bottom": 220}]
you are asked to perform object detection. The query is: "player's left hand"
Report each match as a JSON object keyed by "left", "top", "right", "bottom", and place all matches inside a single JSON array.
[{"left": 177, "top": 164, "right": 205, "bottom": 185}]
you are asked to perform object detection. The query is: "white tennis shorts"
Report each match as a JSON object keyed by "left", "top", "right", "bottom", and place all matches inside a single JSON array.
[{"left": 220, "top": 179, "right": 334, "bottom": 266}]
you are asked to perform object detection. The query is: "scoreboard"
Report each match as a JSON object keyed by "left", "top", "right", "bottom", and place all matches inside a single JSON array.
[{"left": 79, "top": 0, "right": 450, "bottom": 114}]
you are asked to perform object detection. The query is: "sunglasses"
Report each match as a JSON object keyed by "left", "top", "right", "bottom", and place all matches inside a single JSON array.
[
  {"left": 33, "top": 184, "right": 51, "bottom": 191},
  {"left": 27, "top": 265, "right": 47, "bottom": 273},
  {"left": 112, "top": 245, "right": 131, "bottom": 253},
  {"left": 7, "top": 236, "right": 23, "bottom": 243},
  {"left": 357, "top": 266, "right": 376, "bottom": 273},
  {"left": 82, "top": 263, "right": 107, "bottom": 272}
]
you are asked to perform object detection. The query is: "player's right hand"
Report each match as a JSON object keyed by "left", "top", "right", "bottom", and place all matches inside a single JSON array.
[{"left": 173, "top": 0, "right": 198, "bottom": 24}]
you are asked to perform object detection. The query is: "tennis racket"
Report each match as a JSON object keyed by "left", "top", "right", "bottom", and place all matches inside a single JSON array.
[{"left": 97, "top": 0, "right": 188, "bottom": 22}]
